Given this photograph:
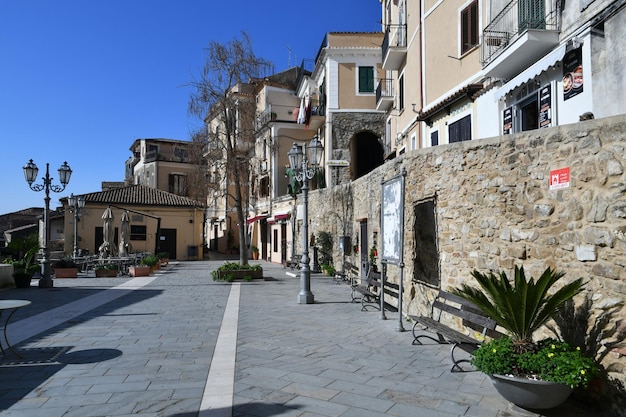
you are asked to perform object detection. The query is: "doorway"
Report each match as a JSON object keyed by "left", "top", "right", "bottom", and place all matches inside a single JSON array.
[
  {"left": 159, "top": 228, "right": 177, "bottom": 260},
  {"left": 359, "top": 220, "right": 368, "bottom": 281}
]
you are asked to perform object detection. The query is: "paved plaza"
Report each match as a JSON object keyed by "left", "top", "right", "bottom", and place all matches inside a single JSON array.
[{"left": 0, "top": 260, "right": 601, "bottom": 417}]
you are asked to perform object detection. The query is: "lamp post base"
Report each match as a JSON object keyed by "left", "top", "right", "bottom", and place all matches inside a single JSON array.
[
  {"left": 298, "top": 291, "right": 314, "bottom": 304},
  {"left": 38, "top": 277, "right": 54, "bottom": 288}
]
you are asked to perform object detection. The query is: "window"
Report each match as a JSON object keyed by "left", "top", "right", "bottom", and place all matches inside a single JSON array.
[
  {"left": 431, "top": 130, "right": 439, "bottom": 147},
  {"left": 169, "top": 174, "right": 188, "bottom": 196},
  {"left": 130, "top": 225, "right": 147, "bottom": 241},
  {"left": 518, "top": 94, "right": 539, "bottom": 132},
  {"left": 449, "top": 115, "right": 472, "bottom": 143},
  {"left": 461, "top": 0, "right": 478, "bottom": 54},
  {"left": 358, "top": 66, "right": 375, "bottom": 93}
]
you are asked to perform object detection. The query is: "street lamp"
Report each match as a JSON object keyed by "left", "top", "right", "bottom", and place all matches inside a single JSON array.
[
  {"left": 67, "top": 193, "right": 85, "bottom": 258},
  {"left": 288, "top": 136, "right": 324, "bottom": 304},
  {"left": 23, "top": 159, "right": 72, "bottom": 288}
]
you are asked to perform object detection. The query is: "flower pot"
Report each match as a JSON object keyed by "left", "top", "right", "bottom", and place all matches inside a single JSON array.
[
  {"left": 13, "top": 272, "right": 32, "bottom": 288},
  {"left": 490, "top": 374, "right": 573, "bottom": 409},
  {"left": 54, "top": 268, "right": 78, "bottom": 278},
  {"left": 128, "top": 266, "right": 151, "bottom": 277}
]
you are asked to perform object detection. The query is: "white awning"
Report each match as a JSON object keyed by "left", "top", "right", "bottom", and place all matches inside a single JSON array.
[{"left": 494, "top": 44, "right": 567, "bottom": 101}]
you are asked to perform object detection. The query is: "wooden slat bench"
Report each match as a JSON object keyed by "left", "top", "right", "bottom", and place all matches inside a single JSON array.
[
  {"left": 352, "top": 269, "right": 399, "bottom": 313},
  {"left": 334, "top": 261, "right": 359, "bottom": 285},
  {"left": 409, "top": 290, "right": 504, "bottom": 372},
  {"left": 285, "top": 254, "right": 302, "bottom": 270}
]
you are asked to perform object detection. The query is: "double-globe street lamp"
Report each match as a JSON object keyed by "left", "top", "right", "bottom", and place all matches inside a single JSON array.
[
  {"left": 288, "top": 136, "right": 324, "bottom": 304},
  {"left": 67, "top": 194, "right": 85, "bottom": 258},
  {"left": 23, "top": 159, "right": 72, "bottom": 288}
]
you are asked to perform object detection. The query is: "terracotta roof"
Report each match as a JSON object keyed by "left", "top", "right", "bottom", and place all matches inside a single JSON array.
[{"left": 79, "top": 185, "right": 202, "bottom": 207}]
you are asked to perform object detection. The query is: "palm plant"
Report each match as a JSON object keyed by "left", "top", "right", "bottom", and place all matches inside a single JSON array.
[{"left": 452, "top": 266, "right": 585, "bottom": 352}]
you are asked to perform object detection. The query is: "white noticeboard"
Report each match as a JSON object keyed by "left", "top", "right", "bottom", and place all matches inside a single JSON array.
[{"left": 381, "top": 173, "right": 405, "bottom": 265}]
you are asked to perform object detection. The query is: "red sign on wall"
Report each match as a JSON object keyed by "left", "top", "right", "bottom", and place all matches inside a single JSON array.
[{"left": 549, "top": 167, "right": 570, "bottom": 190}]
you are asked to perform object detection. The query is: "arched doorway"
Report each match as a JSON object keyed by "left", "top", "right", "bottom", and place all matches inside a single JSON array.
[{"left": 349, "top": 132, "right": 384, "bottom": 180}]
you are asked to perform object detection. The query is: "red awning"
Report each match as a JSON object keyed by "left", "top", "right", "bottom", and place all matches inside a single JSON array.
[
  {"left": 274, "top": 213, "right": 290, "bottom": 220},
  {"left": 246, "top": 214, "right": 268, "bottom": 224}
]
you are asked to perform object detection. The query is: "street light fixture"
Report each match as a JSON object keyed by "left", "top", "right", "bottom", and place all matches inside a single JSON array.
[
  {"left": 67, "top": 193, "right": 85, "bottom": 259},
  {"left": 288, "top": 135, "right": 324, "bottom": 304},
  {"left": 23, "top": 159, "right": 72, "bottom": 288}
]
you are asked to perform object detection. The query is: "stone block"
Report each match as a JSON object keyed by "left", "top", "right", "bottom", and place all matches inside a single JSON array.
[
  {"left": 0, "top": 264, "right": 14, "bottom": 288},
  {"left": 576, "top": 245, "right": 597, "bottom": 261}
]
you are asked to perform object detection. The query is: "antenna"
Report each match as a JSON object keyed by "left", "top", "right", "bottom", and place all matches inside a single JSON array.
[{"left": 286, "top": 45, "right": 292, "bottom": 68}]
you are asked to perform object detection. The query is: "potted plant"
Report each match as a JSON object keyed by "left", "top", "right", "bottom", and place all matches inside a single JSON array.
[
  {"left": 452, "top": 266, "right": 599, "bottom": 409},
  {"left": 211, "top": 262, "right": 263, "bottom": 281},
  {"left": 369, "top": 246, "right": 378, "bottom": 272},
  {"left": 250, "top": 246, "right": 259, "bottom": 260},
  {"left": 52, "top": 257, "right": 78, "bottom": 278},
  {"left": 129, "top": 255, "right": 158, "bottom": 277},
  {"left": 10, "top": 261, "right": 33, "bottom": 288},
  {"left": 157, "top": 252, "right": 170, "bottom": 266},
  {"left": 95, "top": 263, "right": 119, "bottom": 277}
]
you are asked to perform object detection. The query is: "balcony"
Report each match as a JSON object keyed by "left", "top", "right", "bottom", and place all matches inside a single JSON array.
[
  {"left": 376, "top": 79, "right": 394, "bottom": 111},
  {"left": 481, "top": 0, "right": 560, "bottom": 79},
  {"left": 382, "top": 24, "right": 407, "bottom": 70},
  {"left": 254, "top": 98, "right": 325, "bottom": 130}
]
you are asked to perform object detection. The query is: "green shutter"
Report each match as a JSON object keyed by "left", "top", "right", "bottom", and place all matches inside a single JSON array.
[{"left": 359, "top": 67, "right": 374, "bottom": 93}]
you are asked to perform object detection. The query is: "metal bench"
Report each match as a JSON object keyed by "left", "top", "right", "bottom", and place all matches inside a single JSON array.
[
  {"left": 409, "top": 290, "right": 504, "bottom": 372},
  {"left": 352, "top": 269, "right": 400, "bottom": 313}
]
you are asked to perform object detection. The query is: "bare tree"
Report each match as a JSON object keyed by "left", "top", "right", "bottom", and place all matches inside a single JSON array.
[{"left": 188, "top": 32, "right": 271, "bottom": 265}]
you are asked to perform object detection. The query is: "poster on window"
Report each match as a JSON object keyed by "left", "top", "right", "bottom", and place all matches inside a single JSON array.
[
  {"left": 539, "top": 85, "right": 552, "bottom": 128},
  {"left": 503, "top": 107, "right": 513, "bottom": 135},
  {"left": 563, "top": 47, "right": 583, "bottom": 100}
]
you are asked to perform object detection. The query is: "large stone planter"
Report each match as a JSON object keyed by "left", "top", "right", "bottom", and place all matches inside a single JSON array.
[
  {"left": 490, "top": 374, "right": 573, "bottom": 409},
  {"left": 54, "top": 268, "right": 78, "bottom": 278},
  {"left": 215, "top": 269, "right": 263, "bottom": 280}
]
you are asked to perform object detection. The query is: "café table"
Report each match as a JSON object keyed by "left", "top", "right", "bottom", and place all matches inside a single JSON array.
[{"left": 0, "top": 299, "right": 31, "bottom": 358}]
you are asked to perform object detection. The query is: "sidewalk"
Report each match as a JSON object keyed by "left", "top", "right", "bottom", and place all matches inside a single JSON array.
[{"left": 0, "top": 261, "right": 600, "bottom": 417}]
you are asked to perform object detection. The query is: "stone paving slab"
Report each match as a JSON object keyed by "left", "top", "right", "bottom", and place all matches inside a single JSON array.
[{"left": 0, "top": 260, "right": 603, "bottom": 417}]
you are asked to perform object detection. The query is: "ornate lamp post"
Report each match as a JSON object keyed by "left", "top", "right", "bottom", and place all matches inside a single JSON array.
[
  {"left": 288, "top": 136, "right": 324, "bottom": 304},
  {"left": 67, "top": 193, "right": 85, "bottom": 258},
  {"left": 23, "top": 159, "right": 72, "bottom": 288}
]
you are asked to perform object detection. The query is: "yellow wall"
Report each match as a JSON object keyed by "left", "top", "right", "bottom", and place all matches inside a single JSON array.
[{"left": 63, "top": 203, "right": 204, "bottom": 260}]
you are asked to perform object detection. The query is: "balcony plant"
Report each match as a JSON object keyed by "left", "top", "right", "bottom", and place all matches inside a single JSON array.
[
  {"left": 452, "top": 265, "right": 598, "bottom": 409},
  {"left": 52, "top": 257, "right": 78, "bottom": 278}
]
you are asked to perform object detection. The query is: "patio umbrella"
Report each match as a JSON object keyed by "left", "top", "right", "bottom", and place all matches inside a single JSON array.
[
  {"left": 119, "top": 210, "right": 130, "bottom": 257},
  {"left": 99, "top": 207, "right": 115, "bottom": 258}
]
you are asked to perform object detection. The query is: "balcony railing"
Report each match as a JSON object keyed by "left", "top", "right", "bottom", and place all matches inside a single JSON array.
[
  {"left": 376, "top": 78, "right": 394, "bottom": 111},
  {"left": 481, "top": 0, "right": 560, "bottom": 67},
  {"left": 382, "top": 24, "right": 407, "bottom": 70},
  {"left": 255, "top": 98, "right": 323, "bottom": 129}
]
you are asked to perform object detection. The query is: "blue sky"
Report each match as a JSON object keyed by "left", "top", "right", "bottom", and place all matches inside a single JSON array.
[{"left": 0, "top": 0, "right": 381, "bottom": 214}]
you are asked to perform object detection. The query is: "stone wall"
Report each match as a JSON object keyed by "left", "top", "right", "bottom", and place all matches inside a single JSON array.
[{"left": 306, "top": 114, "right": 626, "bottom": 387}]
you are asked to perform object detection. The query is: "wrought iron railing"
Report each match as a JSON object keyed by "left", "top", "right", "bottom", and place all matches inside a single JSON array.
[
  {"left": 382, "top": 24, "right": 407, "bottom": 59},
  {"left": 255, "top": 98, "right": 322, "bottom": 129},
  {"left": 481, "top": 0, "right": 560, "bottom": 66},
  {"left": 376, "top": 78, "right": 394, "bottom": 104}
]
